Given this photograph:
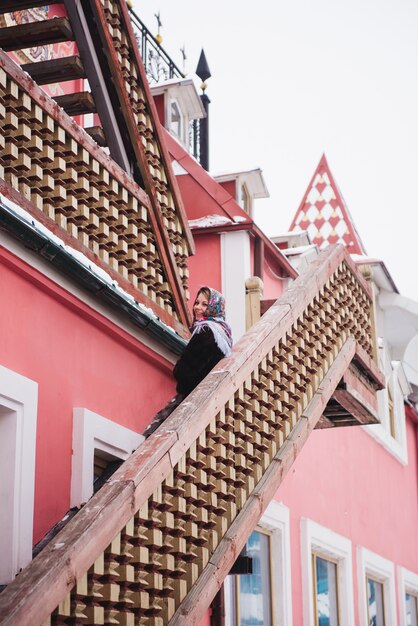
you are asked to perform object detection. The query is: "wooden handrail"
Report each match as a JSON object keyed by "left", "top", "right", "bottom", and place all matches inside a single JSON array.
[
  {"left": 0, "top": 46, "right": 190, "bottom": 329},
  {"left": 0, "top": 245, "right": 382, "bottom": 626}
]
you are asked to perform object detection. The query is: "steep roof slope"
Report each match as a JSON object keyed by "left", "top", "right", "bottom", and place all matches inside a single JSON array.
[{"left": 164, "top": 130, "right": 298, "bottom": 278}]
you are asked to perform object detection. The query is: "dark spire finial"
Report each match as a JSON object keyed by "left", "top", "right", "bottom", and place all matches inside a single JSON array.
[
  {"left": 196, "top": 49, "right": 211, "bottom": 90},
  {"left": 180, "top": 45, "right": 187, "bottom": 73}
]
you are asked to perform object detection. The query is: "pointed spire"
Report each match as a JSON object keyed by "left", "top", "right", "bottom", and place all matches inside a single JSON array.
[
  {"left": 196, "top": 49, "right": 211, "bottom": 90},
  {"left": 289, "top": 154, "right": 367, "bottom": 255}
]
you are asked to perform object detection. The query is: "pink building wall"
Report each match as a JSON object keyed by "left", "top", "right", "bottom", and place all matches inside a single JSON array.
[
  {"left": 188, "top": 234, "right": 222, "bottom": 301},
  {"left": 262, "top": 250, "right": 287, "bottom": 301},
  {"left": 277, "top": 416, "right": 418, "bottom": 623},
  {"left": 0, "top": 247, "right": 177, "bottom": 543}
]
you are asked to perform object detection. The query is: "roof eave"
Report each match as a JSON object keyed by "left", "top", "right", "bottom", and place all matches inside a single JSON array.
[{"left": 0, "top": 201, "right": 187, "bottom": 355}]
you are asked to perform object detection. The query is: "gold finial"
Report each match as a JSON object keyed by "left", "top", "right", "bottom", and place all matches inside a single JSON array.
[
  {"left": 126, "top": 0, "right": 133, "bottom": 8},
  {"left": 155, "top": 11, "right": 163, "bottom": 45},
  {"left": 201, "top": 82, "right": 207, "bottom": 92}
]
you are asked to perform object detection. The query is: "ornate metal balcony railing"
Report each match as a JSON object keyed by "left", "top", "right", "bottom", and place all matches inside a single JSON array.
[
  {"left": 0, "top": 245, "right": 384, "bottom": 626},
  {"left": 0, "top": 48, "right": 189, "bottom": 327},
  {"left": 128, "top": 8, "right": 184, "bottom": 85},
  {"left": 128, "top": 6, "right": 205, "bottom": 168}
]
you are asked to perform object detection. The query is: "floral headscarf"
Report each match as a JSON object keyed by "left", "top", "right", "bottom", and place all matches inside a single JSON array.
[{"left": 191, "top": 287, "right": 233, "bottom": 356}]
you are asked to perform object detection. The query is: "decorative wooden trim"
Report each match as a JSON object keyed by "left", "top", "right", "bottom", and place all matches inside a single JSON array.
[
  {"left": 0, "top": 246, "right": 381, "bottom": 626},
  {"left": 118, "top": 0, "right": 194, "bottom": 257},
  {"left": 0, "top": 180, "right": 187, "bottom": 335},
  {"left": 0, "top": 50, "right": 150, "bottom": 208},
  {"left": 88, "top": 0, "right": 193, "bottom": 326}
]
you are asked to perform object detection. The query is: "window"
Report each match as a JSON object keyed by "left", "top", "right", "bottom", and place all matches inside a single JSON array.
[
  {"left": 405, "top": 593, "right": 418, "bottom": 626},
  {"left": 225, "top": 501, "right": 292, "bottom": 626},
  {"left": 229, "top": 530, "right": 273, "bottom": 626},
  {"left": 0, "top": 364, "right": 38, "bottom": 584},
  {"left": 357, "top": 547, "right": 396, "bottom": 626},
  {"left": 312, "top": 554, "right": 340, "bottom": 626},
  {"left": 399, "top": 567, "right": 418, "bottom": 626},
  {"left": 363, "top": 354, "right": 409, "bottom": 465},
  {"left": 387, "top": 383, "right": 396, "bottom": 439},
  {"left": 241, "top": 183, "right": 252, "bottom": 214},
  {"left": 71, "top": 408, "right": 143, "bottom": 508},
  {"left": 170, "top": 100, "right": 182, "bottom": 139},
  {"left": 301, "top": 519, "right": 354, "bottom": 626},
  {"left": 93, "top": 449, "right": 123, "bottom": 494},
  {"left": 367, "top": 577, "right": 385, "bottom": 625}
]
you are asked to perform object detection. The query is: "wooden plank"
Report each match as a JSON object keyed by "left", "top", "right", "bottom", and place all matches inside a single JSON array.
[
  {"left": 168, "top": 339, "right": 356, "bottom": 626},
  {"left": 0, "top": 179, "right": 188, "bottom": 338},
  {"left": 0, "top": 51, "right": 150, "bottom": 211},
  {"left": 63, "top": 0, "right": 132, "bottom": 173},
  {"left": 354, "top": 343, "right": 385, "bottom": 389},
  {"left": 118, "top": 0, "right": 195, "bottom": 258},
  {"left": 0, "top": 17, "right": 73, "bottom": 52},
  {"left": 21, "top": 55, "right": 86, "bottom": 85},
  {"left": 260, "top": 298, "right": 275, "bottom": 316},
  {"left": 90, "top": 0, "right": 194, "bottom": 327},
  {"left": 0, "top": 1, "right": 59, "bottom": 13},
  {"left": 0, "top": 481, "right": 135, "bottom": 626},
  {"left": 85, "top": 125, "right": 107, "bottom": 147},
  {"left": 333, "top": 388, "right": 379, "bottom": 425},
  {"left": 53, "top": 91, "right": 96, "bottom": 116}
]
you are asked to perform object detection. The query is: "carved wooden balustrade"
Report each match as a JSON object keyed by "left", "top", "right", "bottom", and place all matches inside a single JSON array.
[
  {"left": 0, "top": 246, "right": 384, "bottom": 626},
  {"left": 90, "top": 0, "right": 192, "bottom": 300},
  {"left": 0, "top": 48, "right": 190, "bottom": 326}
]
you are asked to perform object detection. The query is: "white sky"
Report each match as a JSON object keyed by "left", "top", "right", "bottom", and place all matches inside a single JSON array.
[{"left": 134, "top": 0, "right": 418, "bottom": 301}]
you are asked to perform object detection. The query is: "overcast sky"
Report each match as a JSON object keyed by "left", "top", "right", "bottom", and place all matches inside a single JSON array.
[{"left": 134, "top": 0, "right": 418, "bottom": 302}]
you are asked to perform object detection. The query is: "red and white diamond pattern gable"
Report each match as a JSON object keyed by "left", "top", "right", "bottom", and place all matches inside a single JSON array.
[{"left": 289, "top": 154, "right": 366, "bottom": 255}]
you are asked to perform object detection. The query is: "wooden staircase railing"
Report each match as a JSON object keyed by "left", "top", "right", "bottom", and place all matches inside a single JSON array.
[
  {"left": 0, "top": 48, "right": 190, "bottom": 329},
  {"left": 0, "top": 245, "right": 384, "bottom": 626},
  {"left": 0, "top": 0, "right": 193, "bottom": 325}
]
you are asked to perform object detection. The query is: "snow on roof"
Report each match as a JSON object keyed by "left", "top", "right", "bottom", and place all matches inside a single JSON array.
[
  {"left": 289, "top": 154, "right": 366, "bottom": 255},
  {"left": 282, "top": 244, "right": 318, "bottom": 256},
  {"left": 0, "top": 193, "right": 179, "bottom": 332},
  {"left": 188, "top": 215, "right": 232, "bottom": 229}
]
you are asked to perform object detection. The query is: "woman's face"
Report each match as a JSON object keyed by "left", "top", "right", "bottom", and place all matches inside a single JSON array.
[{"left": 193, "top": 292, "right": 209, "bottom": 320}]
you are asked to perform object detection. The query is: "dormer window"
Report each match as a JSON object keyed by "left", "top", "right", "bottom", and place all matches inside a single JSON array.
[
  {"left": 170, "top": 99, "right": 182, "bottom": 139},
  {"left": 150, "top": 78, "right": 206, "bottom": 152},
  {"left": 240, "top": 182, "right": 251, "bottom": 214}
]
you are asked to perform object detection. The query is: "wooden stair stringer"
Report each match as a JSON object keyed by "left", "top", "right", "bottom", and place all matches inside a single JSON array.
[
  {"left": 86, "top": 0, "right": 194, "bottom": 324},
  {"left": 168, "top": 337, "right": 356, "bottom": 625},
  {"left": 0, "top": 245, "right": 384, "bottom": 626}
]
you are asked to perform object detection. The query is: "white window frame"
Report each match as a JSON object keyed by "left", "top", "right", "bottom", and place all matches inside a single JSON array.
[
  {"left": 363, "top": 345, "right": 408, "bottom": 465},
  {"left": 357, "top": 546, "right": 397, "bottom": 626},
  {"left": 0, "top": 364, "right": 38, "bottom": 584},
  {"left": 168, "top": 97, "right": 187, "bottom": 144},
  {"left": 301, "top": 518, "right": 354, "bottom": 626},
  {"left": 71, "top": 408, "right": 143, "bottom": 508},
  {"left": 221, "top": 230, "right": 251, "bottom": 342},
  {"left": 224, "top": 500, "right": 292, "bottom": 626},
  {"left": 398, "top": 566, "right": 418, "bottom": 626}
]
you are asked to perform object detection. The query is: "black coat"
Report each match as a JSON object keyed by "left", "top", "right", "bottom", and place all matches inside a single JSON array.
[{"left": 173, "top": 327, "right": 224, "bottom": 396}]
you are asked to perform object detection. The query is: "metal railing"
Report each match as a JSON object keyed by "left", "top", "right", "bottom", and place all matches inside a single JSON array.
[{"left": 128, "top": 8, "right": 184, "bottom": 84}]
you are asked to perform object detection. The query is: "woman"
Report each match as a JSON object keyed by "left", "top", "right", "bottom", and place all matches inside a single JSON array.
[{"left": 143, "top": 286, "right": 232, "bottom": 438}]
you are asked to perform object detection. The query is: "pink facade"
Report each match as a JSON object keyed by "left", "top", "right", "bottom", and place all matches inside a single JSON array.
[
  {"left": 0, "top": 247, "right": 176, "bottom": 543},
  {"left": 1, "top": 7, "right": 417, "bottom": 626},
  {"left": 279, "top": 416, "right": 418, "bottom": 622}
]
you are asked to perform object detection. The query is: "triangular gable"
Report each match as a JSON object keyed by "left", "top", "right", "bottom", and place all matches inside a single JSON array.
[{"left": 289, "top": 154, "right": 366, "bottom": 254}]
